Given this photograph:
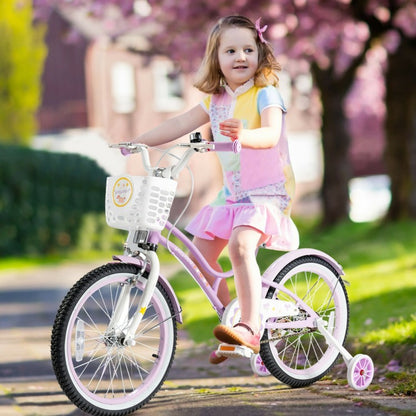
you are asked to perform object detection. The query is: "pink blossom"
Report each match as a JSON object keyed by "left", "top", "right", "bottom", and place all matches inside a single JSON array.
[
  {"left": 393, "top": 4, "right": 416, "bottom": 37},
  {"left": 386, "top": 360, "right": 402, "bottom": 372}
]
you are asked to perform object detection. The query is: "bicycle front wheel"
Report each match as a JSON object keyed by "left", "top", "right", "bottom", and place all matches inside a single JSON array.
[
  {"left": 261, "top": 255, "right": 349, "bottom": 388},
  {"left": 51, "top": 263, "right": 177, "bottom": 416}
]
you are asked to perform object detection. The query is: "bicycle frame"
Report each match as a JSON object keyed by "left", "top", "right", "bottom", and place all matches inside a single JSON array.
[
  {"left": 113, "top": 218, "right": 345, "bottom": 345},
  {"left": 114, "top": 221, "right": 231, "bottom": 326}
]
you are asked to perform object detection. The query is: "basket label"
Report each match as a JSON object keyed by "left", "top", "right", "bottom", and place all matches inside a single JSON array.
[{"left": 112, "top": 177, "right": 133, "bottom": 207}]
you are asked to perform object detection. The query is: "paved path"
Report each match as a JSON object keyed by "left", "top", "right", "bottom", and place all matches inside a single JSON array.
[{"left": 0, "top": 261, "right": 414, "bottom": 416}]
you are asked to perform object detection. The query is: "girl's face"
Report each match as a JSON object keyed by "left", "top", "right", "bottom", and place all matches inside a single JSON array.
[{"left": 218, "top": 27, "right": 258, "bottom": 91}]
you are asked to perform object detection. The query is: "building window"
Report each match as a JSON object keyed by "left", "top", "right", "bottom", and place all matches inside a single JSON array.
[
  {"left": 153, "top": 60, "right": 184, "bottom": 112},
  {"left": 111, "top": 61, "right": 136, "bottom": 114}
]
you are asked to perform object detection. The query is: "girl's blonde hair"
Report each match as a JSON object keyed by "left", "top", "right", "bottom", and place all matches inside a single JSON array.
[{"left": 194, "top": 15, "right": 281, "bottom": 94}]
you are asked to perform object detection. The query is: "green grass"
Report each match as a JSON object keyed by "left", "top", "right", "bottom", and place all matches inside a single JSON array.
[
  {"left": 385, "top": 372, "right": 416, "bottom": 396},
  {"left": 0, "top": 231, "right": 174, "bottom": 273},
  {"left": 169, "top": 219, "right": 416, "bottom": 356},
  {"left": 0, "top": 250, "right": 115, "bottom": 273}
]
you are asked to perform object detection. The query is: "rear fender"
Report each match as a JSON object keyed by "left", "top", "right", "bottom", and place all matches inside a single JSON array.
[
  {"left": 113, "top": 255, "right": 183, "bottom": 324},
  {"left": 261, "top": 248, "right": 344, "bottom": 297}
]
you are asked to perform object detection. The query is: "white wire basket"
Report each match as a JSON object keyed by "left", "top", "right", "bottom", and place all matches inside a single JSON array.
[{"left": 105, "top": 175, "right": 177, "bottom": 231}]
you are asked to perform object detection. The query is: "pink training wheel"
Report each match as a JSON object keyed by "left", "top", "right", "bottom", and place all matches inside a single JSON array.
[
  {"left": 347, "top": 354, "right": 374, "bottom": 390},
  {"left": 250, "top": 354, "right": 270, "bottom": 377}
]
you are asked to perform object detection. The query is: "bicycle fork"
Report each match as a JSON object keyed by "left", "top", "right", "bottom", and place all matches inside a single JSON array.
[{"left": 107, "top": 250, "right": 160, "bottom": 346}]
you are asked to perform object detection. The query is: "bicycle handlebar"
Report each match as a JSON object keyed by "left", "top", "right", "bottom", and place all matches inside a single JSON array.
[
  {"left": 110, "top": 137, "right": 241, "bottom": 154},
  {"left": 109, "top": 142, "right": 147, "bottom": 154},
  {"left": 109, "top": 133, "right": 241, "bottom": 179}
]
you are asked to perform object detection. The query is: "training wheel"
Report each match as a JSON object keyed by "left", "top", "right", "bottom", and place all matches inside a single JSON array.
[
  {"left": 347, "top": 354, "right": 374, "bottom": 390},
  {"left": 250, "top": 354, "right": 270, "bottom": 377}
]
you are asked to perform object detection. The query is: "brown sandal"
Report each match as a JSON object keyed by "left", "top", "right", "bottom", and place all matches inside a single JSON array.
[{"left": 213, "top": 323, "right": 260, "bottom": 354}]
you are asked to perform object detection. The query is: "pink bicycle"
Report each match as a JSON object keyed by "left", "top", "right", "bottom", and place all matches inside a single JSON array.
[{"left": 51, "top": 134, "right": 374, "bottom": 416}]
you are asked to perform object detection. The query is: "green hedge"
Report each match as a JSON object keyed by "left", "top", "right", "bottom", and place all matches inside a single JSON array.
[{"left": 0, "top": 145, "right": 120, "bottom": 257}]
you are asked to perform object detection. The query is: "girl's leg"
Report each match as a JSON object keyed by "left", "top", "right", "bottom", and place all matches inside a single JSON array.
[
  {"left": 190, "top": 236, "right": 231, "bottom": 306},
  {"left": 227, "top": 226, "right": 267, "bottom": 335}
]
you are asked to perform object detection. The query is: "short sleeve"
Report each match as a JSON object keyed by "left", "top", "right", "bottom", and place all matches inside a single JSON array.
[
  {"left": 200, "top": 95, "right": 212, "bottom": 113},
  {"left": 257, "top": 86, "right": 287, "bottom": 114}
]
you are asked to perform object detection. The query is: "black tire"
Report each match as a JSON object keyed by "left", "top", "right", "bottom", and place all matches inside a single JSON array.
[
  {"left": 51, "top": 263, "right": 177, "bottom": 415},
  {"left": 260, "top": 256, "right": 349, "bottom": 387}
]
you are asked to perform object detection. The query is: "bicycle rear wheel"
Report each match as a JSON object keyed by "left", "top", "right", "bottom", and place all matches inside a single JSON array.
[
  {"left": 51, "top": 263, "right": 177, "bottom": 415},
  {"left": 261, "top": 255, "right": 349, "bottom": 387}
]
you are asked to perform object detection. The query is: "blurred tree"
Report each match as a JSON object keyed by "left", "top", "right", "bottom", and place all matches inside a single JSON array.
[
  {"left": 350, "top": 1, "right": 416, "bottom": 220},
  {"left": 0, "top": 0, "right": 47, "bottom": 145},
  {"left": 385, "top": 36, "right": 416, "bottom": 219},
  {"left": 33, "top": 0, "right": 416, "bottom": 223}
]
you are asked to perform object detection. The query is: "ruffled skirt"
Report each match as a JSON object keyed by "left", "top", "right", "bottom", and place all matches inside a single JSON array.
[{"left": 185, "top": 203, "right": 299, "bottom": 251}]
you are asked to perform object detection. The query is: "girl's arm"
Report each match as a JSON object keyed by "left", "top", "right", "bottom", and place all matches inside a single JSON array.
[
  {"left": 132, "top": 104, "right": 210, "bottom": 146},
  {"left": 219, "top": 106, "right": 283, "bottom": 149}
]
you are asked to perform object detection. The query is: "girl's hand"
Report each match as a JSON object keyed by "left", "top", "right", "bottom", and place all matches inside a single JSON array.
[{"left": 219, "top": 118, "right": 243, "bottom": 142}]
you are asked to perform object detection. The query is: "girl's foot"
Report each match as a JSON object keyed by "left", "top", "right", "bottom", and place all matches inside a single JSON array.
[
  {"left": 209, "top": 350, "right": 228, "bottom": 365},
  {"left": 213, "top": 323, "right": 260, "bottom": 354}
]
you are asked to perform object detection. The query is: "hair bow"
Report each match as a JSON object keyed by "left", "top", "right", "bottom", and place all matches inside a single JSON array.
[{"left": 255, "top": 18, "right": 268, "bottom": 44}]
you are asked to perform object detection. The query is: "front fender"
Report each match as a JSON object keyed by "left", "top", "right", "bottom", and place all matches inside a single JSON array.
[
  {"left": 113, "top": 255, "right": 183, "bottom": 324},
  {"left": 261, "top": 248, "right": 344, "bottom": 296}
]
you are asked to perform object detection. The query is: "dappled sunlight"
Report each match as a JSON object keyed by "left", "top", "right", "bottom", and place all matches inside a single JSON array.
[
  {"left": 361, "top": 318, "right": 416, "bottom": 346},
  {"left": 348, "top": 285, "right": 416, "bottom": 344}
]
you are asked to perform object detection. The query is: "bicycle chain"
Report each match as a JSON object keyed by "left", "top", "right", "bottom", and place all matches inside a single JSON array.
[{"left": 260, "top": 327, "right": 315, "bottom": 344}]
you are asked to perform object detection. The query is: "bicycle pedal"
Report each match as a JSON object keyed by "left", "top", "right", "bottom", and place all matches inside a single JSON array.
[{"left": 216, "top": 343, "right": 253, "bottom": 359}]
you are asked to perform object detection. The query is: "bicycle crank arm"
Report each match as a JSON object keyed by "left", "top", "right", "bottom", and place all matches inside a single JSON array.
[{"left": 124, "top": 250, "right": 160, "bottom": 345}]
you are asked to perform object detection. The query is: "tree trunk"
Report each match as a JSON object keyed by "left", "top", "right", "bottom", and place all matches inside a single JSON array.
[
  {"left": 312, "top": 65, "right": 353, "bottom": 227},
  {"left": 320, "top": 89, "right": 352, "bottom": 226},
  {"left": 385, "top": 37, "right": 416, "bottom": 220}
]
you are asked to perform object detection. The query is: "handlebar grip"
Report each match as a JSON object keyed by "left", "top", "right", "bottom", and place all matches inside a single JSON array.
[
  {"left": 120, "top": 147, "right": 131, "bottom": 156},
  {"left": 213, "top": 141, "right": 241, "bottom": 153}
]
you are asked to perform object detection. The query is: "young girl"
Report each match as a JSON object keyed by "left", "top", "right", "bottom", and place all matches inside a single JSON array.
[{"left": 131, "top": 15, "right": 299, "bottom": 363}]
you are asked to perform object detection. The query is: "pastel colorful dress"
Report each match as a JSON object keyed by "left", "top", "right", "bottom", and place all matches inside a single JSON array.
[{"left": 186, "top": 79, "right": 299, "bottom": 251}]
